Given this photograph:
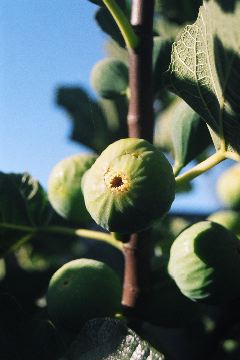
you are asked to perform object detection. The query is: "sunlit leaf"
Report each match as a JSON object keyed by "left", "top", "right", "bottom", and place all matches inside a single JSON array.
[
  {"left": 166, "top": 0, "right": 240, "bottom": 155},
  {"left": 62, "top": 318, "right": 165, "bottom": 360}
]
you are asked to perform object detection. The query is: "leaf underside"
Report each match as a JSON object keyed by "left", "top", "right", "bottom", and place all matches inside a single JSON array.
[
  {"left": 63, "top": 318, "right": 165, "bottom": 360},
  {"left": 166, "top": 0, "right": 240, "bottom": 155}
]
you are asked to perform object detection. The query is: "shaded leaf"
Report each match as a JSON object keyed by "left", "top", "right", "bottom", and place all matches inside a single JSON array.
[
  {"left": 56, "top": 87, "right": 109, "bottom": 153},
  {"left": 0, "top": 172, "right": 52, "bottom": 256},
  {"left": 155, "top": 0, "right": 201, "bottom": 24},
  {"left": 153, "top": 37, "right": 172, "bottom": 95},
  {"left": 62, "top": 318, "right": 164, "bottom": 360},
  {"left": 171, "top": 99, "right": 211, "bottom": 173},
  {"left": 56, "top": 86, "right": 128, "bottom": 153},
  {"left": 166, "top": 0, "right": 240, "bottom": 155}
]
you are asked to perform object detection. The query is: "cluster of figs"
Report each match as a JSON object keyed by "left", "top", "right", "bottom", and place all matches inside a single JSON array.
[{"left": 46, "top": 138, "right": 240, "bottom": 331}]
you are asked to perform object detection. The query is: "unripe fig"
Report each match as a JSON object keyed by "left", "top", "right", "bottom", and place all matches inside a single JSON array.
[
  {"left": 208, "top": 210, "right": 240, "bottom": 237},
  {"left": 143, "top": 272, "right": 199, "bottom": 327},
  {"left": 47, "top": 258, "right": 121, "bottom": 331},
  {"left": 48, "top": 153, "right": 97, "bottom": 225},
  {"left": 91, "top": 58, "right": 128, "bottom": 99},
  {"left": 82, "top": 138, "right": 175, "bottom": 233},
  {"left": 168, "top": 221, "right": 240, "bottom": 304},
  {"left": 217, "top": 164, "right": 240, "bottom": 210}
]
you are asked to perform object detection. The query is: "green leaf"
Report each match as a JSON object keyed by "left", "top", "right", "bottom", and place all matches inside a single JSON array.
[
  {"left": 171, "top": 99, "right": 211, "bottom": 173},
  {"left": 166, "top": 0, "right": 240, "bottom": 155},
  {"left": 62, "top": 318, "right": 165, "bottom": 360},
  {"left": 155, "top": 0, "right": 201, "bottom": 24},
  {"left": 0, "top": 172, "right": 52, "bottom": 255},
  {"left": 56, "top": 87, "right": 110, "bottom": 153},
  {"left": 153, "top": 37, "right": 172, "bottom": 95}
]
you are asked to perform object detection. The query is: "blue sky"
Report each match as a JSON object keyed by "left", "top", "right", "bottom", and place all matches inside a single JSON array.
[{"left": 0, "top": 0, "right": 229, "bottom": 213}]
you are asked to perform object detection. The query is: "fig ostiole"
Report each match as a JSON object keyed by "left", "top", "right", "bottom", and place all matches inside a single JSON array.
[
  {"left": 168, "top": 221, "right": 240, "bottom": 304},
  {"left": 82, "top": 138, "right": 175, "bottom": 233}
]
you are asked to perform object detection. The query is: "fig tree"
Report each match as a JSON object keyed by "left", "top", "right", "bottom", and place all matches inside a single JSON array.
[
  {"left": 47, "top": 258, "right": 122, "bottom": 331},
  {"left": 217, "top": 164, "right": 240, "bottom": 210},
  {"left": 48, "top": 153, "right": 97, "bottom": 225},
  {"left": 82, "top": 138, "right": 175, "bottom": 233},
  {"left": 168, "top": 221, "right": 240, "bottom": 304}
]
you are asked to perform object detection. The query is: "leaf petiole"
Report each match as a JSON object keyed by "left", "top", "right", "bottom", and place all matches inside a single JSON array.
[
  {"left": 175, "top": 150, "right": 227, "bottom": 187},
  {"left": 102, "top": 0, "right": 139, "bottom": 49},
  {"left": 0, "top": 223, "right": 123, "bottom": 252}
]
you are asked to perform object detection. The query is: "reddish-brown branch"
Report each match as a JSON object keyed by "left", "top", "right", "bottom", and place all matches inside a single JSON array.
[{"left": 121, "top": 0, "right": 155, "bottom": 320}]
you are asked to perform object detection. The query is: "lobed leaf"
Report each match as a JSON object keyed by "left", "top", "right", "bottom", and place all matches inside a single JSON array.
[
  {"left": 62, "top": 318, "right": 164, "bottom": 360},
  {"left": 166, "top": 0, "right": 240, "bottom": 156}
]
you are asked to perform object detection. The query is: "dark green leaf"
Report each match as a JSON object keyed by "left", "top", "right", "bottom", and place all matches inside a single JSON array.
[
  {"left": 56, "top": 86, "right": 128, "bottom": 153},
  {"left": 171, "top": 99, "right": 211, "bottom": 173},
  {"left": 155, "top": 0, "right": 201, "bottom": 24},
  {"left": 62, "top": 318, "right": 165, "bottom": 360},
  {"left": 166, "top": 0, "right": 240, "bottom": 156},
  {"left": 0, "top": 172, "right": 52, "bottom": 256},
  {"left": 56, "top": 87, "right": 110, "bottom": 153},
  {"left": 153, "top": 37, "right": 172, "bottom": 95}
]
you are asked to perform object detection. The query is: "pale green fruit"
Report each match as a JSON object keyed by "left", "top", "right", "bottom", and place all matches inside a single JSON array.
[
  {"left": 168, "top": 221, "right": 240, "bottom": 304},
  {"left": 217, "top": 164, "right": 240, "bottom": 210},
  {"left": 82, "top": 138, "right": 175, "bottom": 233},
  {"left": 91, "top": 58, "right": 128, "bottom": 99},
  {"left": 48, "top": 153, "right": 97, "bottom": 225},
  {"left": 47, "top": 258, "right": 122, "bottom": 331},
  {"left": 208, "top": 210, "right": 240, "bottom": 237}
]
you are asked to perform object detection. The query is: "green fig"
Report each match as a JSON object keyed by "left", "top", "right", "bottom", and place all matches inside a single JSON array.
[
  {"left": 47, "top": 258, "right": 122, "bottom": 331},
  {"left": 143, "top": 272, "right": 199, "bottom": 327},
  {"left": 91, "top": 58, "right": 128, "bottom": 99},
  {"left": 208, "top": 210, "right": 240, "bottom": 237},
  {"left": 82, "top": 138, "right": 175, "bottom": 233},
  {"left": 48, "top": 153, "right": 97, "bottom": 225},
  {"left": 168, "top": 221, "right": 240, "bottom": 304},
  {"left": 217, "top": 164, "right": 240, "bottom": 210}
]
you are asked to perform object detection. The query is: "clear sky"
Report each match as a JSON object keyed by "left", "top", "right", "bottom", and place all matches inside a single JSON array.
[{"left": 0, "top": 0, "right": 230, "bottom": 214}]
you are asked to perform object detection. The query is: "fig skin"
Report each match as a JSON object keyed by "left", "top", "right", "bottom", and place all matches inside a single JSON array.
[
  {"left": 91, "top": 58, "right": 128, "bottom": 99},
  {"left": 47, "top": 258, "right": 122, "bottom": 331},
  {"left": 82, "top": 138, "right": 175, "bottom": 233},
  {"left": 208, "top": 210, "right": 240, "bottom": 237},
  {"left": 48, "top": 153, "right": 97, "bottom": 225},
  {"left": 168, "top": 221, "right": 240, "bottom": 304},
  {"left": 217, "top": 164, "right": 240, "bottom": 210}
]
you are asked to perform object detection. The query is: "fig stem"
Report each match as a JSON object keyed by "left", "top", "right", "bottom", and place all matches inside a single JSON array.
[
  {"left": 175, "top": 150, "right": 226, "bottom": 186},
  {"left": 0, "top": 223, "right": 123, "bottom": 251},
  {"left": 102, "top": 0, "right": 139, "bottom": 49},
  {"left": 122, "top": 0, "right": 155, "bottom": 323}
]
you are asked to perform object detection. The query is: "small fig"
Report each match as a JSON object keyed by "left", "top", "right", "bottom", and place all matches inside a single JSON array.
[
  {"left": 217, "top": 164, "right": 240, "bottom": 210},
  {"left": 168, "top": 221, "right": 240, "bottom": 304},
  {"left": 82, "top": 138, "right": 175, "bottom": 233},
  {"left": 47, "top": 258, "right": 122, "bottom": 331},
  {"left": 208, "top": 210, "right": 240, "bottom": 237},
  {"left": 48, "top": 153, "right": 97, "bottom": 225},
  {"left": 91, "top": 58, "right": 128, "bottom": 99}
]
